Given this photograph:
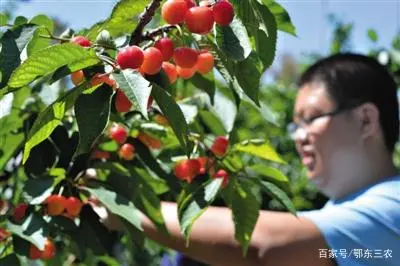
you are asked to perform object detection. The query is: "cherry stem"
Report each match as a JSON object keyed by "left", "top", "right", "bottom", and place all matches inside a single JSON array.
[
  {"left": 129, "top": 0, "right": 163, "bottom": 45},
  {"left": 39, "top": 34, "right": 69, "bottom": 42}
]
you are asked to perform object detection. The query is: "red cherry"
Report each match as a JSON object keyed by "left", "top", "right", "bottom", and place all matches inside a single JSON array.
[
  {"left": 210, "top": 136, "right": 229, "bottom": 156},
  {"left": 173, "top": 47, "right": 198, "bottom": 68},
  {"left": 90, "top": 73, "right": 116, "bottom": 89},
  {"left": 0, "top": 228, "right": 10, "bottom": 242},
  {"left": 213, "top": 0, "right": 234, "bottom": 26},
  {"left": 115, "top": 89, "right": 132, "bottom": 112},
  {"left": 116, "top": 46, "right": 144, "bottom": 70},
  {"left": 41, "top": 239, "right": 56, "bottom": 260},
  {"left": 162, "top": 0, "right": 190, "bottom": 25},
  {"left": 71, "top": 70, "right": 85, "bottom": 86},
  {"left": 155, "top": 38, "right": 175, "bottom": 61},
  {"left": 174, "top": 159, "right": 201, "bottom": 183},
  {"left": 137, "top": 132, "right": 162, "bottom": 149},
  {"left": 162, "top": 62, "right": 178, "bottom": 84},
  {"left": 92, "top": 150, "right": 110, "bottom": 160},
  {"left": 65, "top": 197, "right": 83, "bottom": 217},
  {"left": 46, "top": 195, "right": 66, "bottom": 216},
  {"left": 109, "top": 124, "right": 128, "bottom": 144},
  {"left": 29, "top": 244, "right": 42, "bottom": 260},
  {"left": 140, "top": 47, "right": 164, "bottom": 75},
  {"left": 195, "top": 51, "right": 214, "bottom": 74},
  {"left": 185, "top": 0, "right": 196, "bottom": 8},
  {"left": 185, "top": 6, "right": 215, "bottom": 34},
  {"left": 71, "top": 36, "right": 91, "bottom": 47},
  {"left": 119, "top": 143, "right": 135, "bottom": 160},
  {"left": 13, "top": 203, "right": 28, "bottom": 222},
  {"left": 177, "top": 66, "right": 197, "bottom": 79},
  {"left": 213, "top": 169, "right": 229, "bottom": 187}
]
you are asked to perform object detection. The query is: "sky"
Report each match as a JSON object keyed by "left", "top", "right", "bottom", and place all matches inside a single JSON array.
[{"left": 2, "top": 0, "right": 400, "bottom": 72}]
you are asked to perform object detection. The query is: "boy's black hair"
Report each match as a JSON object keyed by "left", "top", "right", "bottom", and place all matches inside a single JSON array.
[{"left": 298, "top": 53, "right": 399, "bottom": 152}]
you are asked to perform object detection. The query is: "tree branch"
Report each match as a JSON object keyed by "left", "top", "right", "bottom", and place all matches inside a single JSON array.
[
  {"left": 129, "top": 0, "right": 163, "bottom": 45},
  {"left": 142, "top": 25, "right": 178, "bottom": 41}
]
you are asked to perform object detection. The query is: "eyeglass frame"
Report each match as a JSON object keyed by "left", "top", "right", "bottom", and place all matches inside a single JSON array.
[{"left": 287, "top": 102, "right": 364, "bottom": 139}]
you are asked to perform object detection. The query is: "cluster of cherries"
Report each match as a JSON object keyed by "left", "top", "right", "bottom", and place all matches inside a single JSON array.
[
  {"left": 174, "top": 136, "right": 230, "bottom": 187},
  {"left": 68, "top": 0, "right": 235, "bottom": 115},
  {"left": 93, "top": 123, "right": 163, "bottom": 161},
  {"left": 3, "top": 195, "right": 83, "bottom": 260}
]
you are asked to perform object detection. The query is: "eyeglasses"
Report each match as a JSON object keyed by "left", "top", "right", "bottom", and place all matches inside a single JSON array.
[{"left": 287, "top": 104, "right": 361, "bottom": 140}]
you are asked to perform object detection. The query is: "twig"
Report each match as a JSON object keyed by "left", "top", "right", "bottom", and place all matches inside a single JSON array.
[
  {"left": 39, "top": 34, "right": 70, "bottom": 42},
  {"left": 142, "top": 25, "right": 178, "bottom": 41},
  {"left": 129, "top": 0, "right": 163, "bottom": 45}
]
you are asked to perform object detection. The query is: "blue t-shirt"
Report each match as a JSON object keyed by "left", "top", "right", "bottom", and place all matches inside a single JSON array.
[{"left": 298, "top": 176, "right": 400, "bottom": 266}]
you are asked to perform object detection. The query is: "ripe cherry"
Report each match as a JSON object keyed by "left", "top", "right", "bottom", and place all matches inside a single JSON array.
[
  {"left": 29, "top": 244, "right": 42, "bottom": 260},
  {"left": 155, "top": 38, "right": 175, "bottom": 61},
  {"left": 46, "top": 195, "right": 66, "bottom": 216},
  {"left": 173, "top": 47, "right": 198, "bottom": 68},
  {"left": 71, "top": 35, "right": 91, "bottom": 47},
  {"left": 92, "top": 150, "right": 110, "bottom": 160},
  {"left": 213, "top": 0, "right": 234, "bottom": 26},
  {"left": 162, "top": 0, "right": 190, "bottom": 25},
  {"left": 91, "top": 73, "right": 116, "bottom": 89},
  {"left": 195, "top": 51, "right": 214, "bottom": 74},
  {"left": 65, "top": 197, "right": 83, "bottom": 217},
  {"left": 185, "top": 6, "right": 215, "bottom": 34},
  {"left": 0, "top": 228, "right": 10, "bottom": 242},
  {"left": 115, "top": 89, "right": 132, "bottom": 112},
  {"left": 13, "top": 203, "right": 28, "bottom": 222},
  {"left": 109, "top": 124, "right": 128, "bottom": 144},
  {"left": 137, "top": 132, "right": 162, "bottom": 149},
  {"left": 185, "top": 0, "right": 196, "bottom": 8},
  {"left": 174, "top": 159, "right": 201, "bottom": 183},
  {"left": 210, "top": 136, "right": 229, "bottom": 156},
  {"left": 162, "top": 62, "right": 178, "bottom": 84},
  {"left": 119, "top": 143, "right": 135, "bottom": 160},
  {"left": 41, "top": 239, "right": 56, "bottom": 260},
  {"left": 140, "top": 47, "right": 164, "bottom": 75},
  {"left": 71, "top": 70, "right": 85, "bottom": 86},
  {"left": 213, "top": 169, "right": 229, "bottom": 187},
  {"left": 116, "top": 46, "right": 144, "bottom": 69},
  {"left": 177, "top": 66, "right": 196, "bottom": 79}
]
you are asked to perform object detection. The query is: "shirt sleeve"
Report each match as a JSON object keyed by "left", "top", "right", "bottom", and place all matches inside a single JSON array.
[{"left": 298, "top": 193, "right": 400, "bottom": 266}]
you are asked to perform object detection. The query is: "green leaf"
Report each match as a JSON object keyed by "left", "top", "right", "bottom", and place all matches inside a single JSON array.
[
  {"left": 215, "top": 17, "right": 252, "bottom": 61},
  {"left": 0, "top": 132, "right": 24, "bottom": 170},
  {"left": 234, "top": 139, "right": 285, "bottom": 164},
  {"left": 27, "top": 27, "right": 51, "bottom": 56},
  {"left": 247, "top": 164, "right": 290, "bottom": 192},
  {"left": 151, "top": 83, "right": 190, "bottom": 155},
  {"left": 212, "top": 86, "right": 238, "bottom": 133},
  {"left": 74, "top": 86, "right": 113, "bottom": 156},
  {"left": 231, "top": 179, "right": 260, "bottom": 256},
  {"left": 178, "top": 178, "right": 223, "bottom": 242},
  {"left": 262, "top": 0, "right": 296, "bottom": 36},
  {"left": 83, "top": 186, "right": 143, "bottom": 231},
  {"left": 8, "top": 43, "right": 100, "bottom": 89},
  {"left": 29, "top": 14, "right": 54, "bottom": 32},
  {"left": 199, "top": 110, "right": 227, "bottom": 135},
  {"left": 367, "top": 29, "right": 378, "bottom": 43},
  {"left": 86, "top": 0, "right": 149, "bottom": 39},
  {"left": 0, "top": 13, "right": 8, "bottom": 26},
  {"left": 7, "top": 213, "right": 48, "bottom": 250},
  {"left": 0, "top": 26, "right": 38, "bottom": 89},
  {"left": 0, "top": 254, "right": 20, "bottom": 266},
  {"left": 22, "top": 83, "right": 86, "bottom": 164},
  {"left": 113, "top": 70, "right": 152, "bottom": 119},
  {"left": 13, "top": 16, "right": 27, "bottom": 27},
  {"left": 22, "top": 178, "right": 58, "bottom": 205},
  {"left": 251, "top": 0, "right": 277, "bottom": 69},
  {"left": 259, "top": 180, "right": 296, "bottom": 215},
  {"left": 190, "top": 73, "right": 216, "bottom": 101}
]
